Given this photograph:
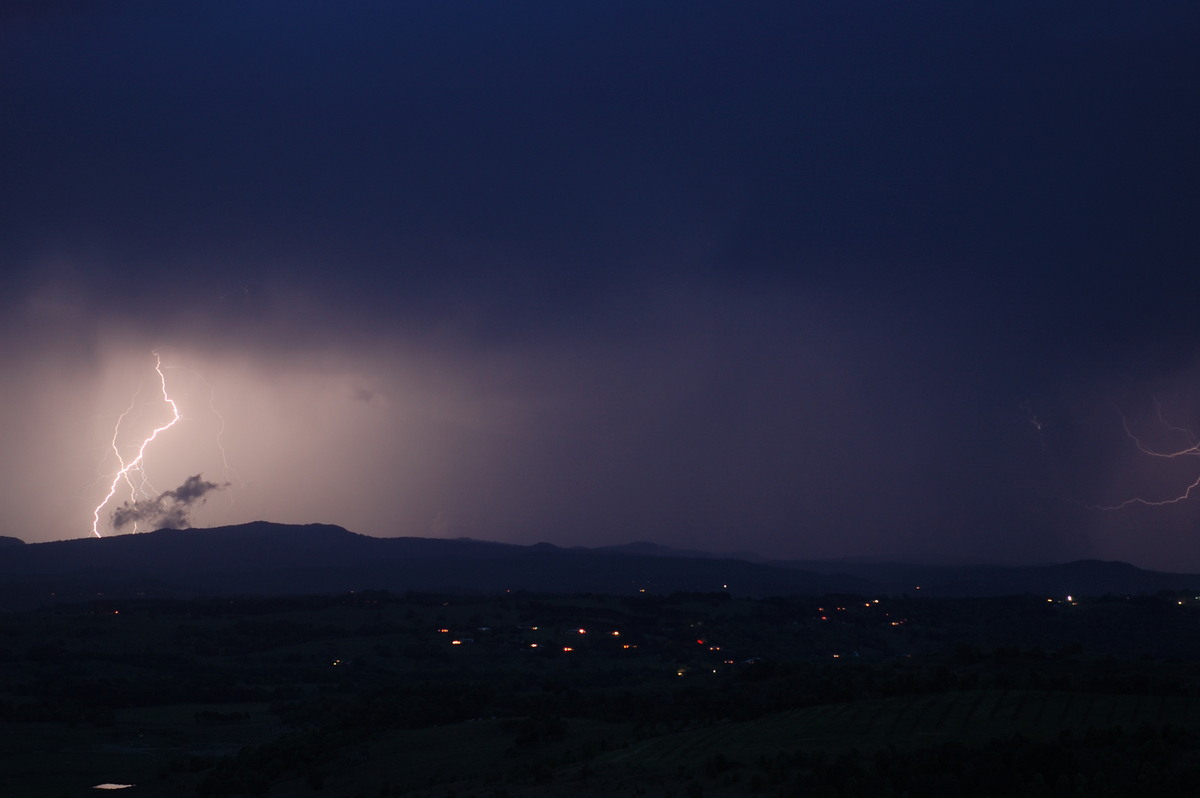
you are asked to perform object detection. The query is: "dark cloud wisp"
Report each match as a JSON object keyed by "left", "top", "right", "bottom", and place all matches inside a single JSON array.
[{"left": 111, "top": 475, "right": 228, "bottom": 532}]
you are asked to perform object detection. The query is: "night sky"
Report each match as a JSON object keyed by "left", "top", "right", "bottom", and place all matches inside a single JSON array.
[{"left": 3, "top": 2, "right": 1200, "bottom": 569}]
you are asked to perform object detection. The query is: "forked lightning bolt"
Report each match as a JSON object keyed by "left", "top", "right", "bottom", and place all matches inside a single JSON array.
[
  {"left": 169, "top": 364, "right": 239, "bottom": 497},
  {"left": 1085, "top": 407, "right": 1200, "bottom": 510},
  {"left": 91, "top": 353, "right": 182, "bottom": 537}
]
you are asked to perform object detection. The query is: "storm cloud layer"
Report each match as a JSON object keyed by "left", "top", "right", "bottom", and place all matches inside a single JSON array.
[{"left": 2, "top": 3, "right": 1199, "bottom": 568}]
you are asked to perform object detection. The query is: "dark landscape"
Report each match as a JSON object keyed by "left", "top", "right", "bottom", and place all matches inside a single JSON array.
[
  {"left": 3, "top": 522, "right": 1200, "bottom": 610},
  {"left": 4, "top": 523, "right": 1200, "bottom": 796},
  {"left": 5, "top": 2, "right": 1200, "bottom": 796}
]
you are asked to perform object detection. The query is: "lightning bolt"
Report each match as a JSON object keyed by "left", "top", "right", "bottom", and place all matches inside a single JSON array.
[
  {"left": 107, "top": 382, "right": 158, "bottom": 531},
  {"left": 1020, "top": 399, "right": 1048, "bottom": 452},
  {"left": 1083, "top": 404, "right": 1200, "bottom": 510},
  {"left": 91, "top": 352, "right": 182, "bottom": 537},
  {"left": 1020, "top": 400, "right": 1044, "bottom": 433},
  {"left": 166, "top": 363, "right": 240, "bottom": 501},
  {"left": 1084, "top": 477, "right": 1200, "bottom": 510},
  {"left": 1148, "top": 398, "right": 1195, "bottom": 449}
]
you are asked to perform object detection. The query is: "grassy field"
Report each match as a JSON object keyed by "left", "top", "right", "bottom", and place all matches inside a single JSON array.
[
  {"left": 6, "top": 591, "right": 1200, "bottom": 795},
  {"left": 596, "top": 688, "right": 1200, "bottom": 769},
  {"left": 0, "top": 702, "right": 282, "bottom": 797}
]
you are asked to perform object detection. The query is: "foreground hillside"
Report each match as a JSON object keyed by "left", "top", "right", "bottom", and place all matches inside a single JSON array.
[{"left": 4, "top": 589, "right": 1200, "bottom": 795}]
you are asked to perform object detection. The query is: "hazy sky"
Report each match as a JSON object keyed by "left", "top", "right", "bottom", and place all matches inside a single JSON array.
[{"left": 3, "top": 2, "right": 1200, "bottom": 569}]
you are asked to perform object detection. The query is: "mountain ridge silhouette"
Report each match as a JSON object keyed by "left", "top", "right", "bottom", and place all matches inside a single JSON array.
[{"left": 1, "top": 522, "right": 1197, "bottom": 609}]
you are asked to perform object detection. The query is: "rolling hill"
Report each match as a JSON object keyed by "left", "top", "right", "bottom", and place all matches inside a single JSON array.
[{"left": 1, "top": 522, "right": 1197, "bottom": 609}]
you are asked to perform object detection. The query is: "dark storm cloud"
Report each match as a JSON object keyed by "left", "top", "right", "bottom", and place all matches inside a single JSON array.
[
  {"left": 111, "top": 475, "right": 227, "bottom": 532},
  {"left": 1, "top": 1, "right": 1192, "bottom": 355},
  {"left": 2, "top": 2, "right": 1199, "bottom": 567}
]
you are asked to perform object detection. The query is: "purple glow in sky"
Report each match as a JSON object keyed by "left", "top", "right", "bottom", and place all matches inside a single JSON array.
[{"left": 2, "top": 2, "right": 1199, "bottom": 569}]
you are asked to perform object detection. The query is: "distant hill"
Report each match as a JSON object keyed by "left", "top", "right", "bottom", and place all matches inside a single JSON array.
[
  {"left": 597, "top": 541, "right": 767, "bottom": 562},
  {"left": 774, "top": 557, "right": 1200, "bottom": 598},
  {"left": 1, "top": 522, "right": 1199, "bottom": 609},
  {"left": 0, "top": 522, "right": 865, "bottom": 610}
]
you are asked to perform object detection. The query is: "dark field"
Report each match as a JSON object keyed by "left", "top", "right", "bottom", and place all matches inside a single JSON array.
[{"left": 4, "top": 590, "right": 1200, "bottom": 796}]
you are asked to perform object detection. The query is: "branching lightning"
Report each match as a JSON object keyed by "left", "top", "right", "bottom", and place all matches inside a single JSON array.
[
  {"left": 1084, "top": 404, "right": 1200, "bottom": 511},
  {"left": 90, "top": 352, "right": 234, "bottom": 537},
  {"left": 166, "top": 363, "right": 240, "bottom": 500},
  {"left": 92, "top": 352, "right": 181, "bottom": 537}
]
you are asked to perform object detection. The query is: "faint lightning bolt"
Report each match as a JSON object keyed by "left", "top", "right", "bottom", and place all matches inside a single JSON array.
[
  {"left": 1084, "top": 476, "right": 1200, "bottom": 510},
  {"left": 107, "top": 382, "right": 160, "bottom": 531},
  {"left": 1020, "top": 400, "right": 1044, "bottom": 433},
  {"left": 166, "top": 364, "right": 240, "bottom": 502},
  {"left": 1142, "top": 398, "right": 1197, "bottom": 451},
  {"left": 1083, "top": 403, "right": 1200, "bottom": 510},
  {"left": 1119, "top": 414, "right": 1200, "bottom": 460},
  {"left": 91, "top": 352, "right": 182, "bottom": 537},
  {"left": 1020, "top": 400, "right": 1047, "bottom": 450}
]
